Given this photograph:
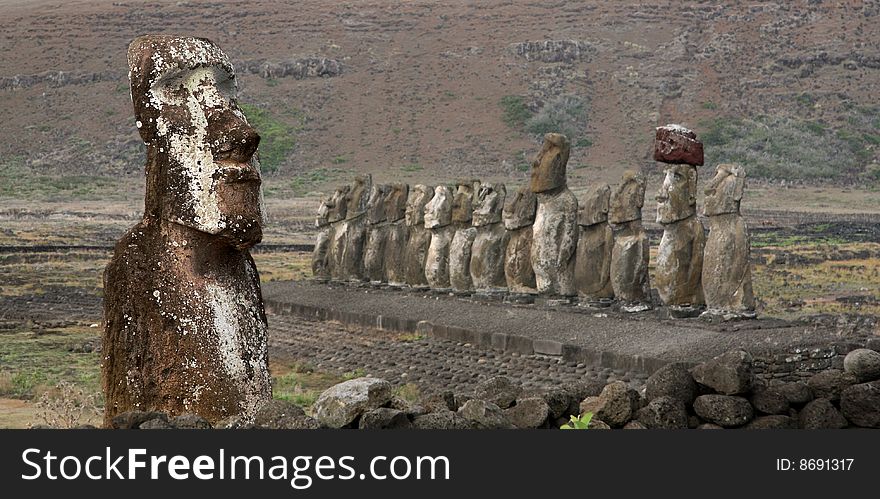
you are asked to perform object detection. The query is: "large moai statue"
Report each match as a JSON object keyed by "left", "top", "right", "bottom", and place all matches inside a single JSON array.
[
  {"left": 574, "top": 184, "right": 614, "bottom": 305},
  {"left": 503, "top": 185, "right": 538, "bottom": 300},
  {"left": 383, "top": 183, "right": 410, "bottom": 287},
  {"left": 403, "top": 184, "right": 434, "bottom": 287},
  {"left": 338, "top": 175, "right": 371, "bottom": 282},
  {"left": 701, "top": 164, "right": 756, "bottom": 319},
  {"left": 609, "top": 171, "right": 651, "bottom": 312},
  {"left": 311, "top": 195, "right": 332, "bottom": 281},
  {"left": 530, "top": 133, "right": 578, "bottom": 300},
  {"left": 362, "top": 183, "right": 391, "bottom": 284},
  {"left": 449, "top": 179, "right": 480, "bottom": 294},
  {"left": 470, "top": 182, "right": 509, "bottom": 295},
  {"left": 424, "top": 185, "right": 455, "bottom": 291},
  {"left": 653, "top": 125, "right": 706, "bottom": 316},
  {"left": 103, "top": 35, "right": 271, "bottom": 426},
  {"left": 326, "top": 184, "right": 350, "bottom": 280}
]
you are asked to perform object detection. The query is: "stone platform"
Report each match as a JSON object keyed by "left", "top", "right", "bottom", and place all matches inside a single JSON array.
[{"left": 262, "top": 281, "right": 865, "bottom": 378}]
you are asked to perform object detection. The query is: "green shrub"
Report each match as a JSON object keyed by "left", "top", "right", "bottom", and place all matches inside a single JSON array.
[
  {"left": 525, "top": 94, "right": 587, "bottom": 140},
  {"left": 239, "top": 103, "right": 300, "bottom": 174},
  {"left": 500, "top": 95, "right": 532, "bottom": 129}
]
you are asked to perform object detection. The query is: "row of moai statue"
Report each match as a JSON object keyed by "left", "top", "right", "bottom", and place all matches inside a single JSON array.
[{"left": 312, "top": 127, "right": 755, "bottom": 319}]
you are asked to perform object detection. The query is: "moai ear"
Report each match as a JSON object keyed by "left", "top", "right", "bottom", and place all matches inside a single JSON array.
[
  {"left": 733, "top": 167, "right": 746, "bottom": 202},
  {"left": 635, "top": 175, "right": 647, "bottom": 209}
]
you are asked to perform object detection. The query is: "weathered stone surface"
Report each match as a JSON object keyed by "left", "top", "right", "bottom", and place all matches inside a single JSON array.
[
  {"left": 609, "top": 172, "right": 650, "bottom": 305},
  {"left": 384, "top": 220, "right": 409, "bottom": 286},
  {"left": 470, "top": 183, "right": 509, "bottom": 292},
  {"left": 749, "top": 386, "right": 790, "bottom": 415},
  {"left": 312, "top": 196, "right": 332, "bottom": 280},
  {"left": 840, "top": 381, "right": 880, "bottom": 428},
  {"left": 103, "top": 35, "right": 271, "bottom": 426},
  {"left": 541, "top": 387, "right": 574, "bottom": 419},
  {"left": 411, "top": 410, "right": 475, "bottom": 429},
  {"left": 594, "top": 381, "right": 635, "bottom": 427},
  {"left": 111, "top": 411, "right": 168, "bottom": 430},
  {"left": 807, "top": 369, "right": 858, "bottom": 402},
  {"left": 326, "top": 185, "right": 350, "bottom": 280},
  {"left": 843, "top": 348, "right": 880, "bottom": 382},
  {"left": 772, "top": 381, "right": 813, "bottom": 406},
  {"left": 505, "top": 397, "right": 550, "bottom": 429},
  {"left": 655, "top": 164, "right": 704, "bottom": 307},
  {"left": 359, "top": 408, "right": 412, "bottom": 429},
  {"left": 338, "top": 175, "right": 371, "bottom": 281},
  {"left": 702, "top": 164, "right": 755, "bottom": 316},
  {"left": 588, "top": 419, "right": 611, "bottom": 429},
  {"left": 403, "top": 184, "right": 434, "bottom": 286},
  {"left": 458, "top": 399, "right": 515, "bottom": 429},
  {"left": 253, "top": 399, "right": 308, "bottom": 429},
  {"left": 530, "top": 134, "right": 577, "bottom": 296},
  {"left": 623, "top": 420, "right": 647, "bottom": 429},
  {"left": 139, "top": 418, "right": 173, "bottom": 429},
  {"left": 799, "top": 398, "right": 848, "bottom": 429},
  {"left": 575, "top": 184, "right": 613, "bottom": 301},
  {"left": 170, "top": 413, "right": 213, "bottom": 429},
  {"left": 362, "top": 183, "right": 391, "bottom": 282},
  {"left": 693, "top": 395, "right": 754, "bottom": 427},
  {"left": 653, "top": 124, "right": 704, "bottom": 166},
  {"left": 690, "top": 349, "right": 755, "bottom": 395},
  {"left": 697, "top": 423, "right": 724, "bottom": 430},
  {"left": 503, "top": 185, "right": 537, "bottom": 294},
  {"left": 474, "top": 376, "right": 522, "bottom": 409},
  {"left": 424, "top": 185, "right": 454, "bottom": 289},
  {"left": 636, "top": 396, "right": 688, "bottom": 429},
  {"left": 449, "top": 227, "right": 477, "bottom": 292},
  {"left": 745, "top": 415, "right": 796, "bottom": 429},
  {"left": 313, "top": 377, "right": 393, "bottom": 428},
  {"left": 645, "top": 363, "right": 697, "bottom": 404}
]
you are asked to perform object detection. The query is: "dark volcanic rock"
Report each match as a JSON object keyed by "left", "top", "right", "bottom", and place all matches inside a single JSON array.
[
  {"left": 112, "top": 411, "right": 168, "bottom": 430},
  {"left": 458, "top": 399, "right": 515, "bottom": 429},
  {"left": 799, "top": 398, "right": 848, "bottom": 429},
  {"left": 772, "top": 381, "right": 813, "bottom": 406},
  {"left": 541, "top": 387, "right": 573, "bottom": 419},
  {"left": 807, "top": 370, "right": 858, "bottom": 403},
  {"left": 506, "top": 397, "right": 550, "bottom": 429},
  {"left": 645, "top": 363, "right": 697, "bottom": 404},
  {"left": 170, "top": 413, "right": 213, "bottom": 429},
  {"left": 412, "top": 411, "right": 475, "bottom": 430},
  {"left": 843, "top": 349, "right": 880, "bottom": 383},
  {"left": 474, "top": 376, "right": 522, "bottom": 409},
  {"left": 693, "top": 395, "right": 754, "bottom": 427},
  {"left": 359, "top": 408, "right": 412, "bottom": 429},
  {"left": 314, "top": 377, "right": 393, "bottom": 428},
  {"left": 690, "top": 350, "right": 754, "bottom": 395},
  {"left": 840, "top": 381, "right": 880, "bottom": 428},
  {"left": 595, "top": 381, "right": 636, "bottom": 427},
  {"left": 636, "top": 396, "right": 688, "bottom": 429},
  {"left": 745, "top": 415, "right": 796, "bottom": 429},
  {"left": 749, "top": 386, "right": 790, "bottom": 415}
]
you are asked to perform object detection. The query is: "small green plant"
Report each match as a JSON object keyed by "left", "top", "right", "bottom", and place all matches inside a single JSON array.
[
  {"left": 500, "top": 95, "right": 532, "bottom": 129},
  {"left": 239, "top": 103, "right": 302, "bottom": 174},
  {"left": 702, "top": 101, "right": 717, "bottom": 110},
  {"left": 401, "top": 163, "right": 423, "bottom": 172},
  {"left": 331, "top": 155, "right": 349, "bottom": 164},
  {"left": 342, "top": 369, "right": 366, "bottom": 380},
  {"left": 398, "top": 333, "right": 424, "bottom": 342},
  {"left": 560, "top": 412, "right": 593, "bottom": 430}
]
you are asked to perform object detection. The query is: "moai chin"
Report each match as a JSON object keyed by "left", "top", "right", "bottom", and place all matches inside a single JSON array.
[
  {"left": 362, "top": 183, "right": 391, "bottom": 284},
  {"left": 326, "top": 184, "right": 350, "bottom": 280},
  {"left": 608, "top": 171, "right": 651, "bottom": 311},
  {"left": 424, "top": 185, "right": 455, "bottom": 290},
  {"left": 449, "top": 180, "right": 480, "bottom": 294},
  {"left": 530, "top": 133, "right": 578, "bottom": 299},
  {"left": 503, "top": 184, "right": 538, "bottom": 299},
  {"left": 470, "top": 183, "right": 509, "bottom": 295},
  {"left": 338, "top": 175, "right": 371, "bottom": 282},
  {"left": 403, "top": 184, "right": 434, "bottom": 287},
  {"left": 574, "top": 183, "right": 614, "bottom": 304},
  {"left": 311, "top": 194, "right": 332, "bottom": 281},
  {"left": 383, "top": 183, "right": 410, "bottom": 286},
  {"left": 653, "top": 125, "right": 706, "bottom": 316},
  {"left": 701, "top": 164, "right": 755, "bottom": 319},
  {"left": 103, "top": 35, "right": 271, "bottom": 426}
]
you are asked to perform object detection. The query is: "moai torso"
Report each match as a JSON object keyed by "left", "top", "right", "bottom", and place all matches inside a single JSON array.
[
  {"left": 609, "top": 172, "right": 651, "bottom": 307},
  {"left": 326, "top": 185, "right": 350, "bottom": 280},
  {"left": 403, "top": 184, "right": 434, "bottom": 286},
  {"left": 530, "top": 133, "right": 577, "bottom": 297},
  {"left": 339, "top": 175, "right": 371, "bottom": 281},
  {"left": 503, "top": 185, "right": 538, "bottom": 294},
  {"left": 449, "top": 180, "right": 480, "bottom": 293},
  {"left": 312, "top": 195, "right": 332, "bottom": 281},
  {"left": 103, "top": 35, "right": 271, "bottom": 426},
  {"left": 654, "top": 164, "right": 705, "bottom": 307},
  {"left": 702, "top": 164, "right": 755, "bottom": 316},
  {"left": 424, "top": 185, "right": 455, "bottom": 290},
  {"left": 470, "top": 183, "right": 509, "bottom": 292},
  {"left": 383, "top": 184, "right": 410, "bottom": 286},
  {"left": 575, "top": 184, "right": 614, "bottom": 301},
  {"left": 363, "top": 183, "right": 391, "bottom": 283}
]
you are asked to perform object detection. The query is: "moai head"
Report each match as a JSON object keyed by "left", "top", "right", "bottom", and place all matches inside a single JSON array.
[
  {"left": 656, "top": 164, "right": 698, "bottom": 224},
  {"left": 503, "top": 184, "right": 538, "bottom": 230},
  {"left": 530, "top": 133, "right": 571, "bottom": 193},
  {"left": 578, "top": 183, "right": 611, "bottom": 226},
  {"left": 405, "top": 184, "right": 434, "bottom": 226},
  {"left": 452, "top": 179, "right": 480, "bottom": 224},
  {"left": 326, "top": 185, "right": 350, "bottom": 223},
  {"left": 128, "top": 35, "right": 264, "bottom": 249},
  {"left": 424, "top": 185, "right": 453, "bottom": 229},
  {"left": 473, "top": 183, "right": 507, "bottom": 227},
  {"left": 609, "top": 171, "right": 646, "bottom": 224},
  {"left": 345, "top": 175, "right": 372, "bottom": 220},
  {"left": 366, "top": 184, "right": 390, "bottom": 225},
  {"left": 704, "top": 164, "right": 746, "bottom": 216},
  {"left": 384, "top": 183, "right": 409, "bottom": 222}
]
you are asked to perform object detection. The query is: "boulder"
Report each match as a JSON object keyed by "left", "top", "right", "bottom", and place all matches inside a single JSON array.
[
  {"left": 749, "top": 386, "right": 790, "bottom": 415},
  {"left": 772, "top": 381, "right": 813, "bottom": 406},
  {"left": 840, "top": 381, "right": 880, "bottom": 428},
  {"left": 170, "top": 413, "right": 212, "bottom": 429},
  {"left": 807, "top": 370, "right": 858, "bottom": 402},
  {"left": 506, "top": 398, "right": 550, "bottom": 429},
  {"left": 690, "top": 350, "right": 754, "bottom": 395},
  {"left": 635, "top": 396, "right": 688, "bottom": 429},
  {"left": 623, "top": 420, "right": 647, "bottom": 429},
  {"left": 253, "top": 399, "right": 306, "bottom": 429},
  {"left": 693, "top": 394, "right": 754, "bottom": 427},
  {"left": 313, "top": 377, "right": 393, "bottom": 428},
  {"left": 359, "top": 408, "right": 412, "bottom": 430},
  {"left": 594, "top": 381, "right": 636, "bottom": 427},
  {"left": 745, "top": 415, "right": 796, "bottom": 429},
  {"left": 588, "top": 419, "right": 611, "bottom": 430},
  {"left": 798, "top": 398, "right": 848, "bottom": 429},
  {"left": 697, "top": 423, "right": 724, "bottom": 430},
  {"left": 139, "top": 418, "right": 172, "bottom": 429},
  {"left": 843, "top": 349, "right": 880, "bottom": 383},
  {"left": 474, "top": 376, "right": 522, "bottom": 409},
  {"left": 111, "top": 411, "right": 168, "bottom": 430},
  {"left": 541, "top": 387, "right": 574, "bottom": 419},
  {"left": 458, "top": 399, "right": 515, "bottom": 429},
  {"left": 645, "top": 363, "right": 697, "bottom": 404},
  {"left": 411, "top": 411, "right": 475, "bottom": 430}
]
